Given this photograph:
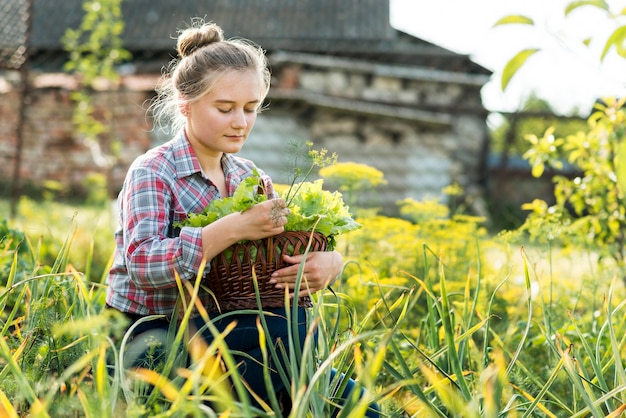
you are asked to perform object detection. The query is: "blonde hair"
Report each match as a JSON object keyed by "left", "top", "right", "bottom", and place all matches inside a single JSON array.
[{"left": 151, "top": 19, "right": 271, "bottom": 134}]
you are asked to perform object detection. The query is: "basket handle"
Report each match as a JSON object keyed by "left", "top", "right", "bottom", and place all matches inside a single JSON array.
[
  {"left": 258, "top": 175, "right": 278, "bottom": 263},
  {"left": 258, "top": 175, "right": 275, "bottom": 197}
]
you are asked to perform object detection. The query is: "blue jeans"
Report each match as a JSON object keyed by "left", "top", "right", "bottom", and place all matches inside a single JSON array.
[{"left": 119, "top": 306, "right": 380, "bottom": 416}]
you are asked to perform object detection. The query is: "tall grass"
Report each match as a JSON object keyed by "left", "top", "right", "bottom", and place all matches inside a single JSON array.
[{"left": 1, "top": 201, "right": 625, "bottom": 416}]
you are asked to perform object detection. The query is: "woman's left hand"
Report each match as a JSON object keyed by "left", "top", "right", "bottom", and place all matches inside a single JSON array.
[{"left": 269, "top": 251, "right": 343, "bottom": 297}]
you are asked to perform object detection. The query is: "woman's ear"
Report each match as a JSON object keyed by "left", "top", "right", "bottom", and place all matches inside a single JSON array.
[{"left": 180, "top": 103, "right": 190, "bottom": 117}]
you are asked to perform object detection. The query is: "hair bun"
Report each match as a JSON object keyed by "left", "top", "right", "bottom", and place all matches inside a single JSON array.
[{"left": 177, "top": 22, "right": 224, "bottom": 58}]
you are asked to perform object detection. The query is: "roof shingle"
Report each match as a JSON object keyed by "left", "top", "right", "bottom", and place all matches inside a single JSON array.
[
  {"left": 19, "top": 0, "right": 489, "bottom": 74},
  {"left": 31, "top": 0, "right": 394, "bottom": 50}
]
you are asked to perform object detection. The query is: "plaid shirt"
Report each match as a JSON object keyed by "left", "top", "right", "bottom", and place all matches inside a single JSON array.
[{"left": 106, "top": 131, "right": 273, "bottom": 316}]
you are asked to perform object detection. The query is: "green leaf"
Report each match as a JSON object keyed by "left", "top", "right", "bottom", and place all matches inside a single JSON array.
[
  {"left": 501, "top": 48, "right": 540, "bottom": 91},
  {"left": 564, "top": 0, "right": 609, "bottom": 16},
  {"left": 531, "top": 161, "right": 545, "bottom": 178},
  {"left": 176, "top": 173, "right": 266, "bottom": 228},
  {"left": 176, "top": 175, "right": 360, "bottom": 238},
  {"left": 282, "top": 180, "right": 360, "bottom": 236},
  {"left": 601, "top": 25, "right": 626, "bottom": 60},
  {"left": 493, "top": 15, "right": 534, "bottom": 27}
]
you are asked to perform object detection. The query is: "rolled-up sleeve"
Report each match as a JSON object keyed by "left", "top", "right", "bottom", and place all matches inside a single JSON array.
[{"left": 123, "top": 167, "right": 204, "bottom": 289}]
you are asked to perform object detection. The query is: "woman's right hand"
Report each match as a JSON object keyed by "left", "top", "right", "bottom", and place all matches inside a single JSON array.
[
  {"left": 200, "top": 198, "right": 289, "bottom": 262},
  {"left": 232, "top": 198, "right": 290, "bottom": 241}
]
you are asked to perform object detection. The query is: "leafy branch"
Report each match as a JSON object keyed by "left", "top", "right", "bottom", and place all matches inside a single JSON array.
[
  {"left": 283, "top": 141, "right": 337, "bottom": 208},
  {"left": 494, "top": 1, "right": 626, "bottom": 91},
  {"left": 61, "top": 0, "right": 131, "bottom": 193}
]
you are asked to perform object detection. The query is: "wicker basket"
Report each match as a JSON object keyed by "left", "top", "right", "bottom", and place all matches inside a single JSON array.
[{"left": 204, "top": 231, "right": 328, "bottom": 312}]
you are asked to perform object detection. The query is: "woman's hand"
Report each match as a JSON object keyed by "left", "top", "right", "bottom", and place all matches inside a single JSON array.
[
  {"left": 269, "top": 250, "right": 343, "bottom": 298},
  {"left": 201, "top": 198, "right": 289, "bottom": 261},
  {"left": 234, "top": 198, "right": 291, "bottom": 241}
]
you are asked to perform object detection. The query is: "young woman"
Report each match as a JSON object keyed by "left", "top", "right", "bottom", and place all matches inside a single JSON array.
[{"left": 106, "top": 20, "right": 378, "bottom": 416}]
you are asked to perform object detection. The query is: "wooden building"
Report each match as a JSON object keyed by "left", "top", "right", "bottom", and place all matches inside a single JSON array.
[{"left": 0, "top": 0, "right": 492, "bottom": 216}]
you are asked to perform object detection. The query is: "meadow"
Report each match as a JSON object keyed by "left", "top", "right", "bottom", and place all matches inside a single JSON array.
[
  {"left": 1, "top": 188, "right": 624, "bottom": 417},
  {"left": 4, "top": 0, "right": 626, "bottom": 414}
]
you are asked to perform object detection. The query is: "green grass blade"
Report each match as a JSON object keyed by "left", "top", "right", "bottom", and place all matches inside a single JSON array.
[
  {"left": 437, "top": 258, "right": 472, "bottom": 400},
  {"left": 0, "top": 245, "right": 19, "bottom": 313},
  {"left": 421, "top": 244, "right": 440, "bottom": 351},
  {"left": 482, "top": 273, "right": 510, "bottom": 367},
  {"left": 458, "top": 238, "right": 482, "bottom": 367},
  {"left": 569, "top": 384, "right": 626, "bottom": 418},
  {"left": 561, "top": 344, "right": 604, "bottom": 417},
  {"left": 520, "top": 355, "right": 565, "bottom": 418},
  {"left": 384, "top": 339, "right": 447, "bottom": 417},
  {"left": 505, "top": 247, "right": 533, "bottom": 376},
  {"left": 49, "top": 216, "right": 77, "bottom": 275},
  {"left": 0, "top": 332, "right": 51, "bottom": 417},
  {"left": 606, "top": 280, "right": 626, "bottom": 402},
  {"left": 567, "top": 310, "right": 614, "bottom": 412}
]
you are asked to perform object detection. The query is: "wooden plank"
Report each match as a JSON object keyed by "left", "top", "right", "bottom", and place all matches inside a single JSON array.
[
  {"left": 269, "top": 88, "right": 452, "bottom": 127},
  {"left": 270, "top": 51, "right": 490, "bottom": 87}
]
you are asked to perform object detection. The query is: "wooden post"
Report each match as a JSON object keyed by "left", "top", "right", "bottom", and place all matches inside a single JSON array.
[
  {"left": 10, "top": 64, "right": 29, "bottom": 218},
  {"left": 8, "top": 0, "right": 33, "bottom": 219}
]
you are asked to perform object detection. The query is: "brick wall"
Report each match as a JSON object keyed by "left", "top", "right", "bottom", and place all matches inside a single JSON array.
[{"left": 0, "top": 73, "right": 156, "bottom": 198}]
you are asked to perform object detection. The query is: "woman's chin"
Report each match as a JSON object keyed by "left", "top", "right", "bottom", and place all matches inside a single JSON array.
[{"left": 225, "top": 145, "right": 244, "bottom": 154}]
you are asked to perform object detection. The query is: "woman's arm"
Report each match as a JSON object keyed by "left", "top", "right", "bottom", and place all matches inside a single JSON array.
[
  {"left": 122, "top": 166, "right": 209, "bottom": 289},
  {"left": 124, "top": 156, "right": 294, "bottom": 288}
]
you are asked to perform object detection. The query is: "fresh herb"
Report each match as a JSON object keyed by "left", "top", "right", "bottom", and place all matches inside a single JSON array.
[{"left": 283, "top": 140, "right": 338, "bottom": 207}]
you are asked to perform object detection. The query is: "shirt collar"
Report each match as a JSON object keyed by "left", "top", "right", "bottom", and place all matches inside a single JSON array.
[
  {"left": 172, "top": 130, "right": 202, "bottom": 179},
  {"left": 171, "top": 130, "right": 247, "bottom": 188}
]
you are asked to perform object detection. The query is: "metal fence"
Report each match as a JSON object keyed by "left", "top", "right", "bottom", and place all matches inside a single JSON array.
[{"left": 0, "top": 0, "right": 32, "bottom": 70}]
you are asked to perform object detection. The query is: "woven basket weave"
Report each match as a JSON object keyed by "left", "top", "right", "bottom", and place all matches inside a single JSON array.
[{"left": 204, "top": 231, "right": 328, "bottom": 312}]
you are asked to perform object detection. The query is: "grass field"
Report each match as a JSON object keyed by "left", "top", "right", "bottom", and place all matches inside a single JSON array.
[{"left": 1, "top": 196, "right": 625, "bottom": 417}]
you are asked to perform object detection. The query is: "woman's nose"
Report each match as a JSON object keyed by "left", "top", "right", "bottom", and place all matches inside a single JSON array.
[{"left": 231, "top": 110, "right": 247, "bottom": 128}]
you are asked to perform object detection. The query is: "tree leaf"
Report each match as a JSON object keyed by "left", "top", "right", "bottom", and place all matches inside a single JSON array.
[
  {"left": 531, "top": 161, "right": 545, "bottom": 178},
  {"left": 601, "top": 25, "right": 626, "bottom": 60},
  {"left": 493, "top": 15, "right": 534, "bottom": 27},
  {"left": 565, "top": 0, "right": 609, "bottom": 16},
  {"left": 501, "top": 49, "right": 540, "bottom": 91}
]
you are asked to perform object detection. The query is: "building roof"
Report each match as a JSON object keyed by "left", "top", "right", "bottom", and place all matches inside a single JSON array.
[
  {"left": 32, "top": 0, "right": 395, "bottom": 49},
  {"left": 18, "top": 0, "right": 489, "bottom": 75}
]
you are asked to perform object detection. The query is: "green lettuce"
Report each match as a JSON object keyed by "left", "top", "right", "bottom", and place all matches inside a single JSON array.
[
  {"left": 174, "top": 175, "right": 267, "bottom": 228},
  {"left": 175, "top": 174, "right": 361, "bottom": 250},
  {"left": 282, "top": 179, "right": 360, "bottom": 236}
]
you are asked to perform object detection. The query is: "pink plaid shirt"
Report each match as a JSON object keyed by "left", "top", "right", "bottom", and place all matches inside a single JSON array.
[{"left": 106, "top": 131, "right": 274, "bottom": 316}]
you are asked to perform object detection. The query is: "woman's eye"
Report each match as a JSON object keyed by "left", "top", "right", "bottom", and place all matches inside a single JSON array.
[{"left": 217, "top": 107, "right": 256, "bottom": 114}]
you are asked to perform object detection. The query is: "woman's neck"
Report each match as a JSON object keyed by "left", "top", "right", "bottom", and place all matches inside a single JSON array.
[{"left": 201, "top": 155, "right": 227, "bottom": 196}]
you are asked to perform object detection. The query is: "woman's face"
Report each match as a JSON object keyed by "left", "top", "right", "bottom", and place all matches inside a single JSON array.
[{"left": 184, "top": 69, "right": 261, "bottom": 158}]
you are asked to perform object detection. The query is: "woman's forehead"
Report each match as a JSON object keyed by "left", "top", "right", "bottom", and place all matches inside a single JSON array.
[{"left": 205, "top": 70, "right": 262, "bottom": 102}]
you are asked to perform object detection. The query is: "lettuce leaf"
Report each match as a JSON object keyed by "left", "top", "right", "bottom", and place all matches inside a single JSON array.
[
  {"left": 174, "top": 174, "right": 267, "bottom": 229},
  {"left": 282, "top": 179, "right": 360, "bottom": 237},
  {"left": 176, "top": 175, "right": 361, "bottom": 251}
]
